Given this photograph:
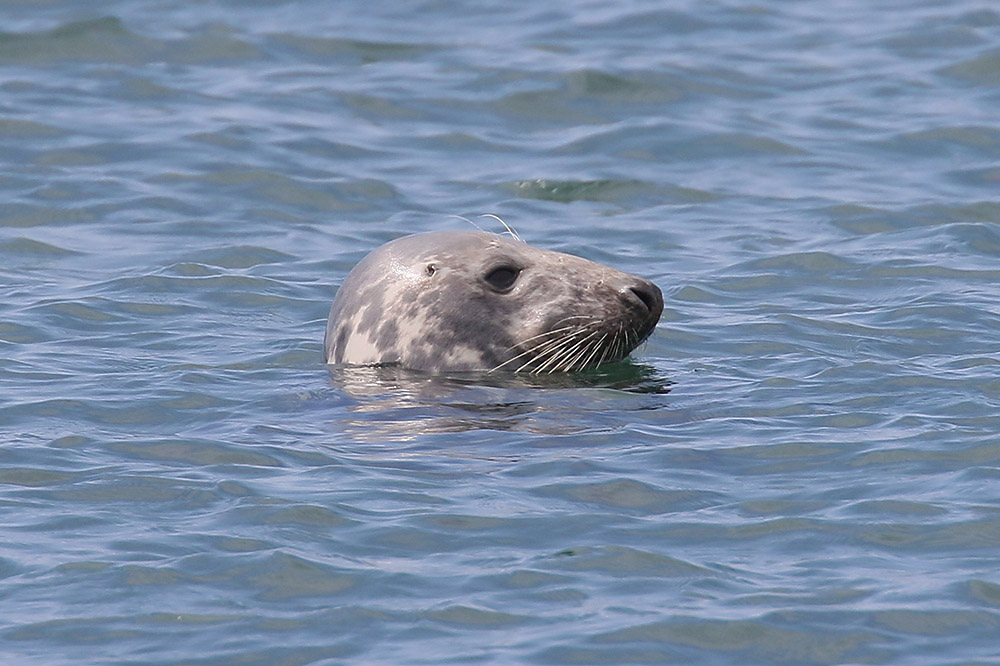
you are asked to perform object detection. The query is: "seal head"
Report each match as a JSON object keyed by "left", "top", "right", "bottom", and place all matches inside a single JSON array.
[{"left": 324, "top": 231, "right": 662, "bottom": 373}]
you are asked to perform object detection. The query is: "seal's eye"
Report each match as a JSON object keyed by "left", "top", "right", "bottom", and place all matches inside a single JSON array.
[
  {"left": 425, "top": 263, "right": 436, "bottom": 276},
  {"left": 484, "top": 265, "right": 520, "bottom": 292}
]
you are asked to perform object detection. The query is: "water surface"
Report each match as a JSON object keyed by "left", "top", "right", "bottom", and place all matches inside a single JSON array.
[{"left": 2, "top": 1, "right": 1000, "bottom": 664}]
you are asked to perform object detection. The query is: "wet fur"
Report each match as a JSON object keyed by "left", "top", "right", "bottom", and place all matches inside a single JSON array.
[{"left": 324, "top": 231, "right": 662, "bottom": 373}]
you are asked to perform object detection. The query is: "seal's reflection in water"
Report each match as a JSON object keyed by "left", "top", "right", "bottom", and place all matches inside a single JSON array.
[{"left": 329, "top": 362, "right": 672, "bottom": 443}]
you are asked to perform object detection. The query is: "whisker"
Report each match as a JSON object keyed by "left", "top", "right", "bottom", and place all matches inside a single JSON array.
[
  {"left": 604, "top": 323, "right": 623, "bottom": 365},
  {"left": 532, "top": 329, "right": 594, "bottom": 374},
  {"left": 479, "top": 214, "right": 521, "bottom": 242},
  {"left": 530, "top": 326, "right": 599, "bottom": 374},
  {"left": 500, "top": 324, "right": 581, "bottom": 354},
  {"left": 490, "top": 336, "right": 563, "bottom": 373},
  {"left": 543, "top": 328, "right": 603, "bottom": 374},
  {"left": 616, "top": 324, "right": 628, "bottom": 361},
  {"left": 487, "top": 313, "right": 643, "bottom": 374},
  {"left": 596, "top": 338, "right": 613, "bottom": 367},
  {"left": 491, "top": 324, "right": 592, "bottom": 373},
  {"left": 516, "top": 335, "right": 581, "bottom": 373},
  {"left": 556, "top": 329, "right": 603, "bottom": 373},
  {"left": 579, "top": 332, "right": 609, "bottom": 370}
]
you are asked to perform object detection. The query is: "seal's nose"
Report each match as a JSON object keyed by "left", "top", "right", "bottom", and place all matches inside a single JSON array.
[{"left": 623, "top": 279, "right": 663, "bottom": 319}]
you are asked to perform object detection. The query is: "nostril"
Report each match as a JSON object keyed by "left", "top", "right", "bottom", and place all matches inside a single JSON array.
[{"left": 627, "top": 281, "right": 662, "bottom": 314}]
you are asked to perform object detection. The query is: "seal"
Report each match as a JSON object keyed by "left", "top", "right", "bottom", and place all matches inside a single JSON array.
[{"left": 323, "top": 230, "right": 662, "bottom": 373}]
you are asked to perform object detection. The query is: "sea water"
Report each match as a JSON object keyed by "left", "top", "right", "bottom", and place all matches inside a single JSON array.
[{"left": 2, "top": 1, "right": 1000, "bottom": 664}]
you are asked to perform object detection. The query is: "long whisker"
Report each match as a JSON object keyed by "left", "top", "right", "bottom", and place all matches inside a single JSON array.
[
  {"left": 479, "top": 214, "right": 521, "bottom": 242},
  {"left": 499, "top": 324, "right": 581, "bottom": 354},
  {"left": 578, "top": 332, "right": 609, "bottom": 370},
  {"left": 596, "top": 340, "right": 612, "bottom": 368},
  {"left": 527, "top": 325, "right": 597, "bottom": 374},
  {"left": 515, "top": 335, "right": 579, "bottom": 373},
  {"left": 547, "top": 327, "right": 606, "bottom": 374},
  {"left": 612, "top": 322, "right": 626, "bottom": 361},
  {"left": 488, "top": 312, "right": 643, "bottom": 374},
  {"left": 552, "top": 329, "right": 604, "bottom": 374},
  {"left": 489, "top": 325, "right": 584, "bottom": 373},
  {"left": 529, "top": 328, "right": 595, "bottom": 374}
]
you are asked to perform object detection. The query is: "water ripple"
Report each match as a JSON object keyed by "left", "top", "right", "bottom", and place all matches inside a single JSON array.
[{"left": 3, "top": 1, "right": 1000, "bottom": 664}]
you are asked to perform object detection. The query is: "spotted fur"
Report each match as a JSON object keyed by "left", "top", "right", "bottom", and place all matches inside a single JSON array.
[{"left": 323, "top": 231, "right": 662, "bottom": 373}]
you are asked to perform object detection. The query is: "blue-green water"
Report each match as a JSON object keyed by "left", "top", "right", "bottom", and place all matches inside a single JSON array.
[{"left": 2, "top": 1, "right": 1000, "bottom": 664}]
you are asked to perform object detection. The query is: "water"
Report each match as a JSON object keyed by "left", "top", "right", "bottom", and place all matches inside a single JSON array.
[{"left": 2, "top": 1, "right": 999, "bottom": 664}]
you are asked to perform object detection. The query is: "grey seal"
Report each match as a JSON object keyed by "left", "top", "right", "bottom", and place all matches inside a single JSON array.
[{"left": 324, "top": 230, "right": 662, "bottom": 373}]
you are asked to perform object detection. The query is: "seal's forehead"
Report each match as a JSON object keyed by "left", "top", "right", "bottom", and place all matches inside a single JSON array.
[{"left": 382, "top": 253, "right": 416, "bottom": 281}]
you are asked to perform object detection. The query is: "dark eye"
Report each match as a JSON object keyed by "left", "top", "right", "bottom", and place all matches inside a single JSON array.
[
  {"left": 484, "top": 265, "right": 520, "bottom": 292},
  {"left": 425, "top": 263, "right": 436, "bottom": 276}
]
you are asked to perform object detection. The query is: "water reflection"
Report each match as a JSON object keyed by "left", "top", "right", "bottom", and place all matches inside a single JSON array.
[{"left": 327, "top": 362, "right": 672, "bottom": 441}]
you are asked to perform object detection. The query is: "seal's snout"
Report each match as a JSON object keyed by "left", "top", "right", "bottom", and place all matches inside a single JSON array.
[{"left": 622, "top": 279, "right": 663, "bottom": 320}]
